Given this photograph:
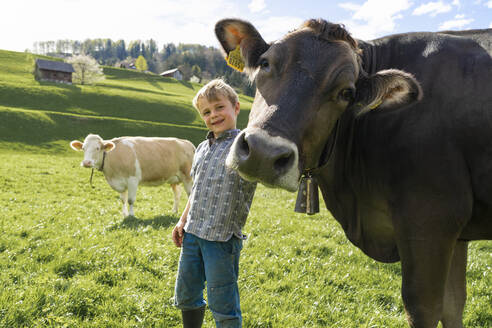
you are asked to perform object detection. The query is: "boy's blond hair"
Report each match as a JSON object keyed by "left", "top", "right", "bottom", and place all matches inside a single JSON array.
[{"left": 192, "top": 79, "right": 239, "bottom": 111}]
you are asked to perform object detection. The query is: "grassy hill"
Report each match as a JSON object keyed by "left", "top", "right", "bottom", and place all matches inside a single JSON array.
[{"left": 0, "top": 49, "right": 253, "bottom": 153}]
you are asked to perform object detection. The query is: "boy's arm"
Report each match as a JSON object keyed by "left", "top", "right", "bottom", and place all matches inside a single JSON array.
[{"left": 172, "top": 198, "right": 191, "bottom": 247}]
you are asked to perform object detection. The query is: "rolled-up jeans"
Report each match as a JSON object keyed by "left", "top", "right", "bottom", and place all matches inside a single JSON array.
[{"left": 174, "top": 232, "right": 243, "bottom": 328}]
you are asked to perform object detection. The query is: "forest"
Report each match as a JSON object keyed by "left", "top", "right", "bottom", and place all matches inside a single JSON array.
[{"left": 32, "top": 38, "right": 255, "bottom": 96}]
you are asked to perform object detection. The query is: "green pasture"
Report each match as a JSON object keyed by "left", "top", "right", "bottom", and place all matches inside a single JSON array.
[
  {"left": 0, "top": 49, "right": 490, "bottom": 327},
  {"left": 1, "top": 152, "right": 491, "bottom": 327},
  {"left": 0, "top": 49, "right": 252, "bottom": 153}
]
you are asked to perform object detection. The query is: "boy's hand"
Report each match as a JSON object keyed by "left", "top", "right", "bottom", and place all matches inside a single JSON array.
[
  {"left": 172, "top": 222, "right": 185, "bottom": 247},
  {"left": 173, "top": 199, "right": 190, "bottom": 247}
]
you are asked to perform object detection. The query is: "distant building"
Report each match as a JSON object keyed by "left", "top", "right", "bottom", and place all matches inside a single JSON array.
[
  {"left": 189, "top": 75, "right": 200, "bottom": 83},
  {"left": 160, "top": 68, "right": 183, "bottom": 80},
  {"left": 34, "top": 59, "right": 75, "bottom": 84},
  {"left": 116, "top": 59, "right": 136, "bottom": 70}
]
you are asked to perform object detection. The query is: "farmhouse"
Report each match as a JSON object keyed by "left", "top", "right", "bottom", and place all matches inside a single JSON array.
[
  {"left": 116, "top": 58, "right": 136, "bottom": 70},
  {"left": 160, "top": 68, "right": 183, "bottom": 80},
  {"left": 34, "top": 59, "right": 75, "bottom": 84},
  {"left": 189, "top": 75, "right": 200, "bottom": 83}
]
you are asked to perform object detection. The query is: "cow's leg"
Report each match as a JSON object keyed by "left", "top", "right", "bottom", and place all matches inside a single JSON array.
[
  {"left": 441, "top": 240, "right": 468, "bottom": 328},
  {"left": 393, "top": 164, "right": 472, "bottom": 328},
  {"left": 171, "top": 184, "right": 182, "bottom": 214},
  {"left": 182, "top": 176, "right": 193, "bottom": 196},
  {"left": 398, "top": 237, "right": 456, "bottom": 328},
  {"left": 127, "top": 177, "right": 139, "bottom": 217},
  {"left": 120, "top": 190, "right": 129, "bottom": 217}
]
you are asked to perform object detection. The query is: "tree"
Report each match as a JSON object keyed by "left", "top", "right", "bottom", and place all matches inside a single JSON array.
[
  {"left": 32, "top": 37, "right": 253, "bottom": 94},
  {"left": 191, "top": 64, "right": 202, "bottom": 79},
  {"left": 145, "top": 39, "right": 158, "bottom": 59},
  {"left": 135, "top": 55, "right": 148, "bottom": 71},
  {"left": 66, "top": 55, "right": 105, "bottom": 85},
  {"left": 162, "top": 43, "right": 176, "bottom": 60},
  {"left": 72, "top": 40, "right": 82, "bottom": 55},
  {"left": 128, "top": 41, "right": 141, "bottom": 58},
  {"left": 114, "top": 40, "right": 127, "bottom": 60}
]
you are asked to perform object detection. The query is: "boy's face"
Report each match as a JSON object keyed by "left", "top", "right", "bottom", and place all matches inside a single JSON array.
[{"left": 197, "top": 95, "right": 240, "bottom": 138}]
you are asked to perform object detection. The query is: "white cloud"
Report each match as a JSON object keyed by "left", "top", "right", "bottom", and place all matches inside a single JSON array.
[
  {"left": 252, "top": 16, "right": 304, "bottom": 42},
  {"left": 412, "top": 1, "right": 452, "bottom": 17},
  {"left": 489, "top": 22, "right": 492, "bottom": 28},
  {"left": 486, "top": 0, "right": 492, "bottom": 7},
  {"left": 439, "top": 15, "right": 474, "bottom": 30},
  {"left": 339, "top": 0, "right": 412, "bottom": 39},
  {"left": 248, "top": 0, "right": 266, "bottom": 13},
  {"left": 339, "top": 2, "right": 361, "bottom": 11},
  {"left": 452, "top": 0, "right": 460, "bottom": 6}
]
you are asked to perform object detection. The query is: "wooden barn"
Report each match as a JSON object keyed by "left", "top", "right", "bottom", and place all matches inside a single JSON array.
[
  {"left": 34, "top": 59, "right": 75, "bottom": 84},
  {"left": 160, "top": 68, "right": 183, "bottom": 80},
  {"left": 116, "top": 58, "right": 136, "bottom": 70}
]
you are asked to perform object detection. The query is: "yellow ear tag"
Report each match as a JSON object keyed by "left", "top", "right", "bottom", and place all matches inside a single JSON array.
[
  {"left": 369, "top": 99, "right": 382, "bottom": 110},
  {"left": 226, "top": 45, "right": 245, "bottom": 72}
]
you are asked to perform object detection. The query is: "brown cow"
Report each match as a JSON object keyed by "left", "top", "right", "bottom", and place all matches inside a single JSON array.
[
  {"left": 70, "top": 134, "right": 195, "bottom": 217},
  {"left": 215, "top": 18, "right": 492, "bottom": 328}
]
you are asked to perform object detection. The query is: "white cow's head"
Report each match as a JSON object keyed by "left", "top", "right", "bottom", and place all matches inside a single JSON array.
[{"left": 70, "top": 134, "right": 115, "bottom": 169}]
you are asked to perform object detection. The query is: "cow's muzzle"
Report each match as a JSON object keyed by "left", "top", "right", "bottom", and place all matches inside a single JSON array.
[
  {"left": 81, "top": 160, "right": 94, "bottom": 168},
  {"left": 226, "top": 128, "right": 299, "bottom": 191}
]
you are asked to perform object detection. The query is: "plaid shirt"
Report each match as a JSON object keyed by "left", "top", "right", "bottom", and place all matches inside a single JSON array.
[{"left": 184, "top": 129, "right": 257, "bottom": 241}]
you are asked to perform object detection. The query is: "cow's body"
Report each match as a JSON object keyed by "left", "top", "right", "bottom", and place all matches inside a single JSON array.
[
  {"left": 71, "top": 134, "right": 195, "bottom": 216},
  {"left": 215, "top": 18, "right": 491, "bottom": 328},
  {"left": 325, "top": 31, "right": 492, "bottom": 261}
]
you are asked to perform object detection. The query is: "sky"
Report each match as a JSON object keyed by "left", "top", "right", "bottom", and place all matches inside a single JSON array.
[{"left": 1, "top": 0, "right": 491, "bottom": 52}]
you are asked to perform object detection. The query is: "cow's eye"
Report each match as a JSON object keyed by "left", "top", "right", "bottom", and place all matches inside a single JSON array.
[
  {"left": 259, "top": 58, "right": 270, "bottom": 72},
  {"left": 339, "top": 88, "right": 354, "bottom": 102}
]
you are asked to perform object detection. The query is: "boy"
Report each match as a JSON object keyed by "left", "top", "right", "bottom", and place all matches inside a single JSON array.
[{"left": 172, "top": 79, "right": 257, "bottom": 328}]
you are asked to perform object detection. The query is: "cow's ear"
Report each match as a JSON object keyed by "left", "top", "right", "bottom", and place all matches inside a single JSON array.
[
  {"left": 354, "top": 69, "right": 423, "bottom": 115},
  {"left": 70, "top": 140, "right": 83, "bottom": 151},
  {"left": 103, "top": 141, "right": 115, "bottom": 152},
  {"left": 215, "top": 19, "right": 270, "bottom": 73}
]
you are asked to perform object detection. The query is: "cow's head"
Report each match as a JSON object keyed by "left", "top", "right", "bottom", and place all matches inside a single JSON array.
[
  {"left": 70, "top": 134, "right": 115, "bottom": 169},
  {"left": 216, "top": 18, "right": 422, "bottom": 191}
]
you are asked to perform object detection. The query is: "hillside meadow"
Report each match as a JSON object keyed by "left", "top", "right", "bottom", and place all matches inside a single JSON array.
[
  {"left": 0, "top": 49, "right": 490, "bottom": 327},
  {"left": 0, "top": 49, "right": 252, "bottom": 153}
]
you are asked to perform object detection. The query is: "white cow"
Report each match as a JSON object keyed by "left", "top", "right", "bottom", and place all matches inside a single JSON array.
[{"left": 70, "top": 134, "right": 195, "bottom": 217}]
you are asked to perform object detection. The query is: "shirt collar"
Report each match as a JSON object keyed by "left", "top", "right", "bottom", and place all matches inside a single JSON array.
[{"left": 207, "top": 129, "right": 240, "bottom": 145}]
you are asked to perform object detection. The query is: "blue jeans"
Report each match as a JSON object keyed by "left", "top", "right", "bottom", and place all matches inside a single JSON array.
[{"left": 174, "top": 232, "right": 243, "bottom": 328}]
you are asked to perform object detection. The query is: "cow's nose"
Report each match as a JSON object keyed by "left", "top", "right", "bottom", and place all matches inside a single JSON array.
[
  {"left": 235, "top": 131, "right": 296, "bottom": 177},
  {"left": 82, "top": 160, "right": 93, "bottom": 168}
]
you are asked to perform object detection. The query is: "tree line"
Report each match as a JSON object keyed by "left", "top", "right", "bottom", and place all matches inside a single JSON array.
[{"left": 32, "top": 39, "right": 255, "bottom": 96}]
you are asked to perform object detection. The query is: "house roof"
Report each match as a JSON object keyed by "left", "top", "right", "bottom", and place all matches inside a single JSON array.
[
  {"left": 35, "top": 59, "right": 75, "bottom": 73},
  {"left": 160, "top": 68, "right": 181, "bottom": 76}
]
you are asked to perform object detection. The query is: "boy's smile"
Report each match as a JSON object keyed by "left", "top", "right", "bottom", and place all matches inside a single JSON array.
[{"left": 198, "top": 95, "right": 240, "bottom": 138}]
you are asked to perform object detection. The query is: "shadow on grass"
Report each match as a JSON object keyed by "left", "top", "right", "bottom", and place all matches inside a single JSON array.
[
  {"left": 147, "top": 78, "right": 165, "bottom": 92},
  {"left": 99, "top": 83, "right": 177, "bottom": 97},
  {"left": 0, "top": 107, "right": 207, "bottom": 152},
  {"left": 1, "top": 80, "right": 197, "bottom": 125},
  {"left": 178, "top": 80, "right": 194, "bottom": 89},
  {"left": 109, "top": 214, "right": 177, "bottom": 231},
  {"left": 37, "top": 80, "right": 82, "bottom": 92}
]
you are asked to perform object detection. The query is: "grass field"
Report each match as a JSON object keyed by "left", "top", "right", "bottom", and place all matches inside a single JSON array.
[
  {"left": 1, "top": 152, "right": 490, "bottom": 327},
  {"left": 0, "top": 49, "right": 252, "bottom": 154},
  {"left": 0, "top": 49, "right": 490, "bottom": 327}
]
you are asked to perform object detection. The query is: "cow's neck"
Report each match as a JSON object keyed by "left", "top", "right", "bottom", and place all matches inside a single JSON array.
[
  {"left": 314, "top": 110, "right": 400, "bottom": 263},
  {"left": 98, "top": 152, "right": 107, "bottom": 171},
  {"left": 316, "top": 111, "right": 357, "bottom": 204},
  {"left": 307, "top": 120, "right": 341, "bottom": 176}
]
